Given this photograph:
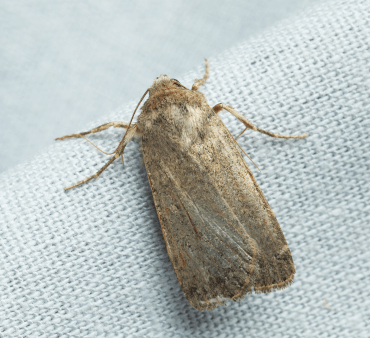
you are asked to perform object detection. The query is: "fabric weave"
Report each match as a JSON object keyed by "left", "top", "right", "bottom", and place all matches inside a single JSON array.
[{"left": 0, "top": 0, "right": 369, "bottom": 336}]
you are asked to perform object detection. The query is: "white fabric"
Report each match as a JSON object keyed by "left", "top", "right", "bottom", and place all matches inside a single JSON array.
[
  {"left": 1, "top": 0, "right": 369, "bottom": 336},
  {"left": 0, "top": 0, "right": 320, "bottom": 173}
]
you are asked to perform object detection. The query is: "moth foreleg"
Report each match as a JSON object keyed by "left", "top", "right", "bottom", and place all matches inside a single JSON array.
[
  {"left": 212, "top": 103, "right": 308, "bottom": 139},
  {"left": 55, "top": 121, "right": 130, "bottom": 141},
  {"left": 56, "top": 121, "right": 137, "bottom": 156},
  {"left": 63, "top": 124, "right": 138, "bottom": 191},
  {"left": 64, "top": 155, "right": 118, "bottom": 191}
]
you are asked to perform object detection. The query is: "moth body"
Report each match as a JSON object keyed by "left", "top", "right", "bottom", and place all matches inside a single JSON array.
[{"left": 57, "top": 60, "right": 308, "bottom": 311}]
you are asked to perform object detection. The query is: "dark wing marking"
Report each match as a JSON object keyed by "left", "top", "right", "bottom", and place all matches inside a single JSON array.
[{"left": 142, "top": 108, "right": 295, "bottom": 311}]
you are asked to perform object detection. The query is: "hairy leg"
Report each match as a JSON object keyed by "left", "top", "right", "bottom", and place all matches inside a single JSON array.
[
  {"left": 55, "top": 121, "right": 130, "bottom": 141},
  {"left": 63, "top": 124, "right": 138, "bottom": 191},
  {"left": 212, "top": 103, "right": 308, "bottom": 139}
]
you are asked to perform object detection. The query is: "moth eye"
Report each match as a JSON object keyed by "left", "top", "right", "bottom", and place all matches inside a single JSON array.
[{"left": 171, "top": 79, "right": 184, "bottom": 88}]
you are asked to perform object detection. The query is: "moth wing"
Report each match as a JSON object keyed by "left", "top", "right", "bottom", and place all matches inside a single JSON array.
[{"left": 142, "top": 108, "right": 294, "bottom": 311}]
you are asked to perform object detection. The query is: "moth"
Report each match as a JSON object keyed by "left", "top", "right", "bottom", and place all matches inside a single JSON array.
[{"left": 57, "top": 60, "right": 307, "bottom": 311}]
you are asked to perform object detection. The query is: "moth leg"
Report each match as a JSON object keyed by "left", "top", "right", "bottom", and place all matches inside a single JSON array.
[
  {"left": 55, "top": 121, "right": 130, "bottom": 141},
  {"left": 56, "top": 122, "right": 137, "bottom": 155},
  {"left": 64, "top": 124, "right": 138, "bottom": 191},
  {"left": 212, "top": 103, "right": 308, "bottom": 139},
  {"left": 64, "top": 154, "right": 118, "bottom": 191},
  {"left": 192, "top": 59, "right": 209, "bottom": 91}
]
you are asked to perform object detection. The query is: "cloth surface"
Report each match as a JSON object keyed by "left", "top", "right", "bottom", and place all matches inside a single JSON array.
[
  {"left": 0, "top": 0, "right": 320, "bottom": 173},
  {"left": 0, "top": 0, "right": 369, "bottom": 336}
]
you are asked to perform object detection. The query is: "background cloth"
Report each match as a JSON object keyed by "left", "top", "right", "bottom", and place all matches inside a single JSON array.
[
  {"left": 0, "top": 0, "right": 321, "bottom": 173},
  {"left": 0, "top": 0, "right": 369, "bottom": 337}
]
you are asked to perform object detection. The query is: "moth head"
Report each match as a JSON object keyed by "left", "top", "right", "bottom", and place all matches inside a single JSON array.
[{"left": 149, "top": 75, "right": 187, "bottom": 96}]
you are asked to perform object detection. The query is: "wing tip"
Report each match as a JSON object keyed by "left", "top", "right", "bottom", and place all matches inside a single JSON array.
[
  {"left": 253, "top": 272, "right": 295, "bottom": 295},
  {"left": 189, "top": 272, "right": 295, "bottom": 312}
]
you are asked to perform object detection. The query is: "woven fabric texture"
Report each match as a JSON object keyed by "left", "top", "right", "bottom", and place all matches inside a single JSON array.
[
  {"left": 0, "top": 0, "right": 320, "bottom": 173},
  {"left": 0, "top": 0, "right": 369, "bottom": 336}
]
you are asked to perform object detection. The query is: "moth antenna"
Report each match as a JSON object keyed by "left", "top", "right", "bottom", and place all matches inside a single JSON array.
[
  {"left": 79, "top": 135, "right": 116, "bottom": 155},
  {"left": 192, "top": 59, "right": 209, "bottom": 90},
  {"left": 117, "top": 87, "right": 150, "bottom": 152},
  {"left": 235, "top": 140, "right": 261, "bottom": 172}
]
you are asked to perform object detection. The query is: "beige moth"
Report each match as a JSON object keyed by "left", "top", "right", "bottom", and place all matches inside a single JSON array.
[{"left": 57, "top": 60, "right": 307, "bottom": 311}]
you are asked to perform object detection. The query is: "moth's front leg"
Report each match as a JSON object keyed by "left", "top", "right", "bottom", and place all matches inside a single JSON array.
[
  {"left": 212, "top": 103, "right": 308, "bottom": 139},
  {"left": 57, "top": 123, "right": 139, "bottom": 191},
  {"left": 55, "top": 121, "right": 131, "bottom": 141}
]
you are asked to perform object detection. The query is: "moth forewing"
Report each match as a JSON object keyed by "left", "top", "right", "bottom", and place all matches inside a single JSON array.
[{"left": 57, "top": 60, "right": 307, "bottom": 311}]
